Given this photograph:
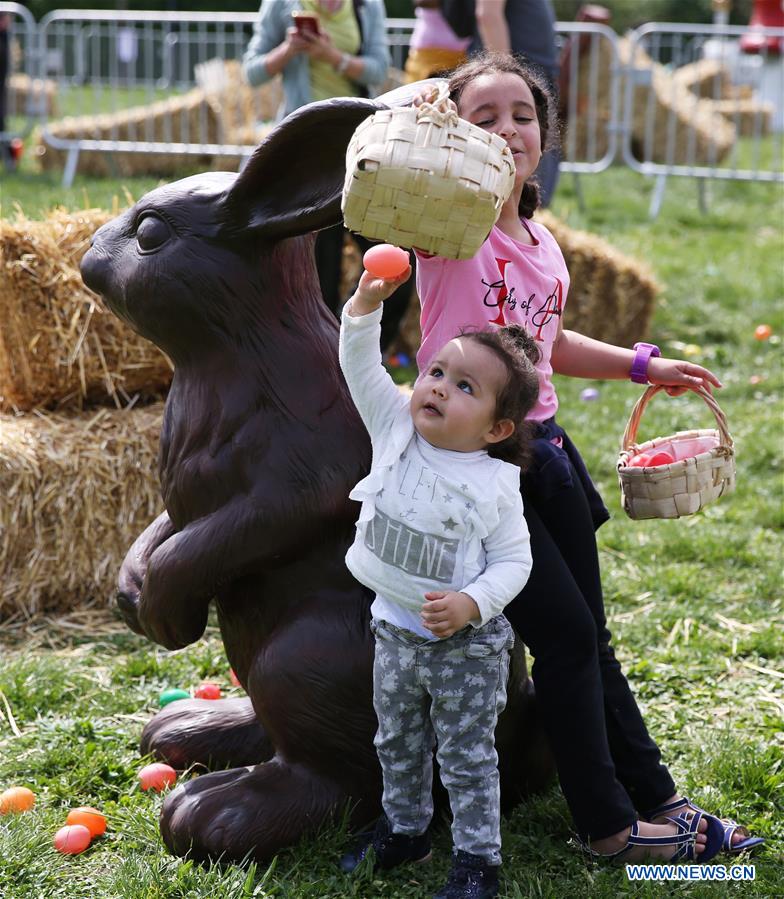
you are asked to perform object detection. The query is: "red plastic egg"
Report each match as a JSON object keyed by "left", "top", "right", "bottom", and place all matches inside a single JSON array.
[
  {"left": 363, "top": 244, "right": 409, "bottom": 280},
  {"left": 194, "top": 682, "right": 222, "bottom": 700},
  {"left": 66, "top": 806, "right": 107, "bottom": 838},
  {"left": 138, "top": 763, "right": 177, "bottom": 792},
  {"left": 647, "top": 451, "right": 674, "bottom": 466},
  {"left": 754, "top": 324, "right": 772, "bottom": 341},
  {"left": 628, "top": 453, "right": 650, "bottom": 468},
  {"left": 54, "top": 824, "right": 92, "bottom": 855},
  {"left": 0, "top": 786, "right": 35, "bottom": 814}
]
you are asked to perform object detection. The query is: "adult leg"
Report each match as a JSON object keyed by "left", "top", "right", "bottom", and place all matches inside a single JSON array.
[
  {"left": 527, "top": 474, "right": 676, "bottom": 814},
  {"left": 314, "top": 224, "right": 346, "bottom": 317}
]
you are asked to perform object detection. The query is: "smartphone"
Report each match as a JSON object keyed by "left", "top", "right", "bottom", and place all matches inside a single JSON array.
[{"left": 292, "top": 11, "right": 320, "bottom": 35}]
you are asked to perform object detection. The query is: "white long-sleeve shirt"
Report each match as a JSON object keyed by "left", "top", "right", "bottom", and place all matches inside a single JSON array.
[{"left": 339, "top": 303, "right": 532, "bottom": 639}]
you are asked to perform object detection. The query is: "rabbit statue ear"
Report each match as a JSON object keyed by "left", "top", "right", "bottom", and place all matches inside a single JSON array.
[{"left": 224, "top": 97, "right": 381, "bottom": 240}]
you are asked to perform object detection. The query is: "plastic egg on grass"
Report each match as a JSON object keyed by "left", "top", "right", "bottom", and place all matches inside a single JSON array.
[
  {"left": 754, "top": 324, "right": 772, "bottom": 341},
  {"left": 0, "top": 786, "right": 36, "bottom": 814},
  {"left": 194, "top": 682, "right": 222, "bottom": 700},
  {"left": 66, "top": 806, "right": 107, "bottom": 838},
  {"left": 363, "top": 244, "right": 409, "bottom": 280},
  {"left": 580, "top": 387, "right": 599, "bottom": 402},
  {"left": 54, "top": 824, "right": 92, "bottom": 855},
  {"left": 138, "top": 763, "right": 177, "bottom": 792}
]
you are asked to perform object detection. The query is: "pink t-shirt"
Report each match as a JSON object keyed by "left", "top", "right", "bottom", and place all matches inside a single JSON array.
[{"left": 416, "top": 218, "right": 569, "bottom": 423}]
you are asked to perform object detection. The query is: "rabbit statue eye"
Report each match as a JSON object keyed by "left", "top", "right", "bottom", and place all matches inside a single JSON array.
[{"left": 136, "top": 214, "right": 171, "bottom": 252}]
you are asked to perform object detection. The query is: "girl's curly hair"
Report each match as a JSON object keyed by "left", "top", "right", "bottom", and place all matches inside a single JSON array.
[
  {"left": 461, "top": 324, "right": 540, "bottom": 469},
  {"left": 448, "top": 51, "right": 559, "bottom": 219}
]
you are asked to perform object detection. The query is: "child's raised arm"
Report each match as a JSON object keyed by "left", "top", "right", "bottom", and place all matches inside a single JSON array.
[{"left": 347, "top": 263, "right": 411, "bottom": 318}]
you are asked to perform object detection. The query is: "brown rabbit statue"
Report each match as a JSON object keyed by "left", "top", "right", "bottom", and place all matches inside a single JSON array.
[{"left": 80, "top": 86, "right": 553, "bottom": 864}]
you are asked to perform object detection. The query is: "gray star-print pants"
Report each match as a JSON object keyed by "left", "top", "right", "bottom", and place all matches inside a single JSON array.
[{"left": 371, "top": 614, "right": 514, "bottom": 865}]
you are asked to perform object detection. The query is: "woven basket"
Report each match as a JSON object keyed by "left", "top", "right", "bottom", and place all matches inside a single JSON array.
[
  {"left": 342, "top": 83, "right": 515, "bottom": 259},
  {"left": 617, "top": 386, "right": 735, "bottom": 520}
]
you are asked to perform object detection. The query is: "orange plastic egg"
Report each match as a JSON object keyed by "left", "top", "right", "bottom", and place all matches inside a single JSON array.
[
  {"left": 54, "top": 824, "right": 92, "bottom": 855},
  {"left": 754, "top": 324, "right": 772, "bottom": 341},
  {"left": 229, "top": 668, "right": 241, "bottom": 687},
  {"left": 363, "top": 244, "right": 409, "bottom": 280},
  {"left": 66, "top": 806, "right": 106, "bottom": 838},
  {"left": 0, "top": 786, "right": 36, "bottom": 814},
  {"left": 194, "top": 682, "right": 222, "bottom": 700},
  {"left": 138, "top": 763, "right": 177, "bottom": 792}
]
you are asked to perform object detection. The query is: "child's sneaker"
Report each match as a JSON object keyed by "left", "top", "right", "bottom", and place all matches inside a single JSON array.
[
  {"left": 433, "top": 850, "right": 500, "bottom": 899},
  {"left": 339, "top": 814, "right": 432, "bottom": 873}
]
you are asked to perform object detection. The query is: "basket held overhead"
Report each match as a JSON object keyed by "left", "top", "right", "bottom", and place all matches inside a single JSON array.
[
  {"left": 617, "top": 385, "right": 735, "bottom": 520},
  {"left": 342, "top": 82, "right": 516, "bottom": 259}
]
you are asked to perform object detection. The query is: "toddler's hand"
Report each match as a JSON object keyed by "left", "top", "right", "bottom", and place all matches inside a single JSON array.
[
  {"left": 348, "top": 265, "right": 411, "bottom": 317},
  {"left": 421, "top": 591, "right": 480, "bottom": 639},
  {"left": 648, "top": 357, "right": 723, "bottom": 397}
]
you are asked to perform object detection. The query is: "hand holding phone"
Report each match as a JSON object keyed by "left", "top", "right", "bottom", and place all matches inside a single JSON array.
[{"left": 292, "top": 11, "right": 320, "bottom": 36}]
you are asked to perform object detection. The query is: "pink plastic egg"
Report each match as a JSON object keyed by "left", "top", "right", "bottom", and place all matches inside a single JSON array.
[
  {"left": 138, "top": 763, "right": 177, "bottom": 792},
  {"left": 54, "top": 823, "right": 92, "bottom": 855},
  {"left": 194, "top": 682, "right": 222, "bottom": 700},
  {"left": 363, "top": 244, "right": 409, "bottom": 280}
]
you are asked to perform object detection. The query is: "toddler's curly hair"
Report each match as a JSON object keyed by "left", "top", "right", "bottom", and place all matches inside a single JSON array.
[{"left": 461, "top": 324, "right": 540, "bottom": 469}]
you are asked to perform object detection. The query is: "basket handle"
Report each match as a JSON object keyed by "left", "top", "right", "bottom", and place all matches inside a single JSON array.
[
  {"left": 621, "top": 385, "right": 733, "bottom": 452},
  {"left": 415, "top": 80, "right": 459, "bottom": 127}
]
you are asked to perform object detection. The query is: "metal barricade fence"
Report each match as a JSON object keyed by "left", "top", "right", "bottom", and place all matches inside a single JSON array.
[
  {"left": 0, "top": 3, "right": 43, "bottom": 148},
  {"left": 4, "top": 9, "right": 782, "bottom": 205},
  {"left": 621, "top": 22, "right": 784, "bottom": 215}
]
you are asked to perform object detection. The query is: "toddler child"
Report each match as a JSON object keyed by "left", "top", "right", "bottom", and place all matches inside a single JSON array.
[{"left": 337, "top": 260, "right": 540, "bottom": 899}]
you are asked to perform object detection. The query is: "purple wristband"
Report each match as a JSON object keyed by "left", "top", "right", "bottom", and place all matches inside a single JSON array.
[{"left": 630, "top": 342, "right": 660, "bottom": 384}]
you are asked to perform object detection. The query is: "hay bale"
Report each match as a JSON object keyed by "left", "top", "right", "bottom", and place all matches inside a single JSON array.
[
  {"left": 198, "top": 58, "right": 283, "bottom": 142},
  {"left": 564, "top": 37, "right": 736, "bottom": 166},
  {"left": 0, "top": 404, "right": 163, "bottom": 620},
  {"left": 536, "top": 210, "right": 658, "bottom": 345},
  {"left": 672, "top": 59, "right": 732, "bottom": 99},
  {"left": 0, "top": 209, "right": 172, "bottom": 412},
  {"left": 709, "top": 98, "right": 773, "bottom": 136},
  {"left": 7, "top": 73, "right": 58, "bottom": 118},
  {"left": 393, "top": 214, "right": 659, "bottom": 356},
  {"left": 37, "top": 88, "right": 219, "bottom": 178}
]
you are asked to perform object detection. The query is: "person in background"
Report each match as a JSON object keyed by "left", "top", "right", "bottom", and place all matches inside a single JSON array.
[
  {"left": 442, "top": 0, "right": 561, "bottom": 205},
  {"left": 404, "top": 0, "right": 470, "bottom": 83},
  {"left": 242, "top": 0, "right": 411, "bottom": 352}
]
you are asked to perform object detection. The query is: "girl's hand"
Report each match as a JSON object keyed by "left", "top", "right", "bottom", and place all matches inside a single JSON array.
[
  {"left": 348, "top": 265, "right": 411, "bottom": 317},
  {"left": 412, "top": 81, "right": 456, "bottom": 114},
  {"left": 421, "top": 591, "right": 479, "bottom": 638},
  {"left": 648, "top": 356, "right": 723, "bottom": 397}
]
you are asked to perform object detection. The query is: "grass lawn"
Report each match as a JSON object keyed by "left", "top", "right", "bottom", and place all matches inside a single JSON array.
[{"left": 0, "top": 150, "right": 782, "bottom": 897}]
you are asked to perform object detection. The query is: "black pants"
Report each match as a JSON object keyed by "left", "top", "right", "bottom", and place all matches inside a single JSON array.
[
  {"left": 503, "top": 464, "right": 676, "bottom": 841},
  {"left": 315, "top": 224, "right": 414, "bottom": 352}
]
